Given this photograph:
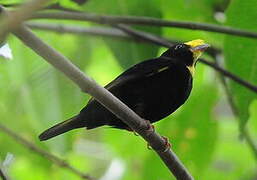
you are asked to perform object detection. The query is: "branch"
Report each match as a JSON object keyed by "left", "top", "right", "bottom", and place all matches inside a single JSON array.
[
  {"left": 32, "top": 11, "right": 257, "bottom": 39},
  {"left": 114, "top": 24, "right": 257, "bottom": 94},
  {"left": 12, "top": 25, "right": 194, "bottom": 180},
  {"left": 199, "top": 59, "right": 257, "bottom": 93},
  {"left": 0, "top": 123, "right": 95, "bottom": 180},
  {"left": 0, "top": 168, "right": 8, "bottom": 180}
]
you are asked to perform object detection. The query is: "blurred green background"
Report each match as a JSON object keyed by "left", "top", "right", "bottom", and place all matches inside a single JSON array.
[{"left": 0, "top": 0, "right": 257, "bottom": 179}]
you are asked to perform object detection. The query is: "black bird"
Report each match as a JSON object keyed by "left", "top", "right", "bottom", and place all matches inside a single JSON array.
[{"left": 39, "top": 39, "right": 209, "bottom": 141}]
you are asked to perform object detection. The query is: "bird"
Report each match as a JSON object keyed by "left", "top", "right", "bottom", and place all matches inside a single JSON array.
[{"left": 39, "top": 39, "right": 209, "bottom": 141}]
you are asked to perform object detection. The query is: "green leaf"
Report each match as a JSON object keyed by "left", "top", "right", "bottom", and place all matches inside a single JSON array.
[{"left": 224, "top": 0, "right": 257, "bottom": 130}]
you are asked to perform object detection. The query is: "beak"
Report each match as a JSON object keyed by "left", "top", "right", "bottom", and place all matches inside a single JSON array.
[
  {"left": 184, "top": 39, "right": 210, "bottom": 60},
  {"left": 190, "top": 44, "right": 210, "bottom": 52},
  {"left": 184, "top": 39, "right": 210, "bottom": 52}
]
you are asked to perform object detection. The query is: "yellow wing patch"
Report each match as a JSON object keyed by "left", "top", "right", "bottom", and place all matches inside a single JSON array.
[
  {"left": 157, "top": 66, "right": 169, "bottom": 73},
  {"left": 146, "top": 66, "right": 170, "bottom": 77}
]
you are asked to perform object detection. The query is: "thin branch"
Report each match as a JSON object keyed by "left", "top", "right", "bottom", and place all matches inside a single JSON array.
[
  {"left": 32, "top": 11, "right": 257, "bottom": 39},
  {"left": 114, "top": 24, "right": 257, "bottom": 94},
  {"left": 199, "top": 59, "right": 257, "bottom": 93},
  {"left": 0, "top": 168, "right": 8, "bottom": 180},
  {"left": 0, "top": 123, "right": 95, "bottom": 180},
  {"left": 12, "top": 25, "right": 194, "bottom": 180}
]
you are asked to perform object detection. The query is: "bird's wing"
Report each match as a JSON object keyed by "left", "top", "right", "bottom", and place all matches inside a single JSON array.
[
  {"left": 87, "top": 57, "right": 175, "bottom": 104},
  {"left": 105, "top": 57, "right": 175, "bottom": 91}
]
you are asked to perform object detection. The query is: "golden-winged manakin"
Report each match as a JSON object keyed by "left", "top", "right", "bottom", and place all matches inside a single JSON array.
[{"left": 39, "top": 39, "right": 209, "bottom": 141}]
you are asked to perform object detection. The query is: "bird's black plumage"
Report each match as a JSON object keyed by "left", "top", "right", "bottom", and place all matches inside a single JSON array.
[{"left": 39, "top": 40, "right": 209, "bottom": 141}]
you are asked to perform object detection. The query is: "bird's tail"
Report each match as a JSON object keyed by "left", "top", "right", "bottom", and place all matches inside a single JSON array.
[{"left": 39, "top": 115, "right": 84, "bottom": 141}]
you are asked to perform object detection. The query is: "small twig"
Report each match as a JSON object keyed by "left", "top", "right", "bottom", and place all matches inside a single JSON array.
[
  {"left": 0, "top": 123, "right": 95, "bottom": 180},
  {"left": 0, "top": 168, "right": 8, "bottom": 180},
  {"left": 32, "top": 11, "right": 257, "bottom": 39},
  {"left": 199, "top": 59, "right": 257, "bottom": 93},
  {"left": 12, "top": 25, "right": 194, "bottom": 180}
]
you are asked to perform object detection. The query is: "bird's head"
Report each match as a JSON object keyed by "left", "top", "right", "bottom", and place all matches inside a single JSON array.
[{"left": 161, "top": 39, "right": 210, "bottom": 75}]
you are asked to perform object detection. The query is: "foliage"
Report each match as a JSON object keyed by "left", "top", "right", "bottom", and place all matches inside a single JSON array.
[{"left": 0, "top": 0, "right": 257, "bottom": 179}]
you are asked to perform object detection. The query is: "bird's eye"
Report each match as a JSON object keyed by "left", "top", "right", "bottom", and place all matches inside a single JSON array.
[{"left": 174, "top": 44, "right": 186, "bottom": 50}]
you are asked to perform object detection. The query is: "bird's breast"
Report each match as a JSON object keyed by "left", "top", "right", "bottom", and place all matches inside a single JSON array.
[{"left": 137, "top": 65, "right": 193, "bottom": 122}]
